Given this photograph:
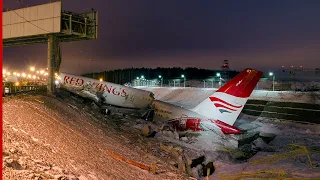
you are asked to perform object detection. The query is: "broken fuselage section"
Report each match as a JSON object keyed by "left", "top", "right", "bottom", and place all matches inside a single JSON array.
[{"left": 57, "top": 73, "right": 155, "bottom": 117}]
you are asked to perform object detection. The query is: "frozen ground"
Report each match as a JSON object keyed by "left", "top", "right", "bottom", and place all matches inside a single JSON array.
[
  {"left": 3, "top": 91, "right": 320, "bottom": 179},
  {"left": 138, "top": 87, "right": 320, "bottom": 179},
  {"left": 2, "top": 94, "right": 186, "bottom": 180}
]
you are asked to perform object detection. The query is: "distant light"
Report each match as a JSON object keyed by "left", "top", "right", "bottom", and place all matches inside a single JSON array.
[
  {"left": 136, "top": 77, "right": 140, "bottom": 80},
  {"left": 300, "top": 65, "right": 303, "bottom": 68},
  {"left": 6, "top": 72, "right": 11, "bottom": 76},
  {"left": 36, "top": 71, "right": 39, "bottom": 74},
  {"left": 17, "top": 73, "right": 21, "bottom": 77},
  {"left": 181, "top": 74, "right": 185, "bottom": 78},
  {"left": 158, "top": 75, "right": 162, "bottom": 78},
  {"left": 40, "top": 70, "right": 45, "bottom": 74},
  {"left": 99, "top": 78, "right": 103, "bottom": 82},
  {"left": 27, "top": 74, "right": 31, "bottom": 78},
  {"left": 141, "top": 75, "right": 144, "bottom": 79},
  {"left": 216, "top": 73, "right": 221, "bottom": 77},
  {"left": 13, "top": 72, "right": 17, "bottom": 76},
  {"left": 282, "top": 66, "right": 284, "bottom": 68},
  {"left": 30, "top": 66, "right": 35, "bottom": 71},
  {"left": 15, "top": 82, "right": 19, "bottom": 86},
  {"left": 22, "top": 73, "right": 26, "bottom": 77},
  {"left": 33, "top": 75, "right": 36, "bottom": 79},
  {"left": 269, "top": 72, "right": 274, "bottom": 76},
  {"left": 3, "top": 69, "right": 6, "bottom": 74},
  {"left": 291, "top": 65, "right": 294, "bottom": 68},
  {"left": 55, "top": 80, "right": 59, "bottom": 85}
]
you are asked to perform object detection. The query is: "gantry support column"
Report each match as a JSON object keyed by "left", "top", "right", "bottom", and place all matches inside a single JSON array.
[{"left": 47, "top": 35, "right": 57, "bottom": 94}]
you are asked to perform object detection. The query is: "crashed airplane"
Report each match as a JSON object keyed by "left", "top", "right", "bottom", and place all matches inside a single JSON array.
[{"left": 56, "top": 68, "right": 263, "bottom": 136}]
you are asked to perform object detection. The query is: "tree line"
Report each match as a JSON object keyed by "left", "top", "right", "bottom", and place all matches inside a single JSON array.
[{"left": 82, "top": 67, "right": 240, "bottom": 85}]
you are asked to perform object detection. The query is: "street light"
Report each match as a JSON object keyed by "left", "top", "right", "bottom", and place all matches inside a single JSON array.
[
  {"left": 269, "top": 72, "right": 275, "bottom": 91},
  {"left": 216, "top": 72, "right": 221, "bottom": 88},
  {"left": 99, "top": 78, "right": 103, "bottom": 82},
  {"left": 30, "top": 66, "right": 35, "bottom": 72},
  {"left": 158, "top": 75, "right": 163, "bottom": 87},
  {"left": 181, "top": 74, "right": 186, "bottom": 87}
]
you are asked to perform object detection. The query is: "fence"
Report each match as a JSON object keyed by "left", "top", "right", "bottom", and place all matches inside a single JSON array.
[
  {"left": 133, "top": 79, "right": 320, "bottom": 91},
  {"left": 2, "top": 84, "right": 47, "bottom": 96}
]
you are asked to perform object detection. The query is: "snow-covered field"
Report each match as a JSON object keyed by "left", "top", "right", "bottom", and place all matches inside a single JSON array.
[{"left": 3, "top": 90, "right": 320, "bottom": 179}]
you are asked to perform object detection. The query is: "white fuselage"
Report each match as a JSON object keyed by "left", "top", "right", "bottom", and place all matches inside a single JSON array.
[
  {"left": 151, "top": 100, "right": 206, "bottom": 121},
  {"left": 58, "top": 73, "right": 154, "bottom": 109}
]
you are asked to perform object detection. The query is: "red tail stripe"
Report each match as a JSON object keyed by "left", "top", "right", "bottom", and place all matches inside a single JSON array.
[
  {"left": 216, "top": 68, "right": 263, "bottom": 98},
  {"left": 214, "top": 103, "right": 237, "bottom": 111},
  {"left": 209, "top": 97, "right": 242, "bottom": 108}
]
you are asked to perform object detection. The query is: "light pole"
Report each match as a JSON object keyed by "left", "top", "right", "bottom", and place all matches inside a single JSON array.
[
  {"left": 158, "top": 75, "right": 163, "bottom": 87},
  {"left": 216, "top": 72, "right": 221, "bottom": 88},
  {"left": 136, "top": 77, "right": 140, "bottom": 86},
  {"left": 269, "top": 72, "right": 275, "bottom": 91},
  {"left": 141, "top": 75, "right": 144, "bottom": 86},
  {"left": 181, "top": 74, "right": 186, "bottom": 87}
]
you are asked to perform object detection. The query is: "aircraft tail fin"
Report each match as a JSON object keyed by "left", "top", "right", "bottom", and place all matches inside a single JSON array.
[{"left": 192, "top": 68, "right": 263, "bottom": 126}]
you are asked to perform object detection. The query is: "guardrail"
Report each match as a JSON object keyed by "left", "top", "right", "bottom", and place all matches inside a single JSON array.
[
  {"left": 243, "top": 100, "right": 320, "bottom": 124},
  {"left": 2, "top": 85, "right": 47, "bottom": 96}
]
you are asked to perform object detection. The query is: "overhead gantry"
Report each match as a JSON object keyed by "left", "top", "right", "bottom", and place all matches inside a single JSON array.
[{"left": 3, "top": 1, "right": 98, "bottom": 93}]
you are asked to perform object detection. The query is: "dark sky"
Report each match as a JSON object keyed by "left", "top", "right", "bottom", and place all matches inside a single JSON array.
[{"left": 3, "top": 0, "right": 320, "bottom": 75}]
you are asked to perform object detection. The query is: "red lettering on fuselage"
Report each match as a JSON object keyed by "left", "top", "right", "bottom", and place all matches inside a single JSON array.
[
  {"left": 121, "top": 89, "right": 127, "bottom": 97},
  {"left": 111, "top": 88, "right": 119, "bottom": 96},
  {"left": 63, "top": 75, "right": 128, "bottom": 98},
  {"left": 70, "top": 77, "right": 76, "bottom": 85},
  {"left": 103, "top": 84, "right": 112, "bottom": 93},
  {"left": 76, "top": 79, "right": 84, "bottom": 86},
  {"left": 64, "top": 76, "right": 71, "bottom": 84}
]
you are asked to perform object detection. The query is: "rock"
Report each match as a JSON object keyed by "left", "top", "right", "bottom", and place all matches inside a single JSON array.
[
  {"left": 141, "top": 125, "right": 150, "bottom": 136},
  {"left": 173, "top": 131, "right": 180, "bottom": 140},
  {"left": 28, "top": 173, "right": 35, "bottom": 179},
  {"left": 78, "top": 175, "right": 88, "bottom": 180},
  {"left": 141, "top": 125, "right": 156, "bottom": 137},
  {"left": 191, "top": 164, "right": 202, "bottom": 179},
  {"left": 306, "top": 129, "right": 312, "bottom": 133},
  {"left": 251, "top": 138, "right": 268, "bottom": 151},
  {"left": 181, "top": 137, "right": 188, "bottom": 141},
  {"left": 9, "top": 148, "right": 18, "bottom": 154},
  {"left": 162, "top": 130, "right": 175, "bottom": 138},
  {"left": 2, "top": 151, "right": 10, "bottom": 157}
]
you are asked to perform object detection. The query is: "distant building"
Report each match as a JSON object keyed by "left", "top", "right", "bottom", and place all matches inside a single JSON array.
[{"left": 221, "top": 60, "right": 230, "bottom": 79}]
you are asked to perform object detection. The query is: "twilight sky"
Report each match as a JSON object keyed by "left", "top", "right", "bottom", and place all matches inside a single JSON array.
[{"left": 3, "top": 0, "right": 320, "bottom": 75}]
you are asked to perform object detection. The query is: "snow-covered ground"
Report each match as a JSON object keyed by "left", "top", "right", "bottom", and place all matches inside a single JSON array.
[
  {"left": 136, "top": 87, "right": 320, "bottom": 179},
  {"left": 2, "top": 94, "right": 186, "bottom": 180},
  {"left": 3, "top": 90, "right": 320, "bottom": 179}
]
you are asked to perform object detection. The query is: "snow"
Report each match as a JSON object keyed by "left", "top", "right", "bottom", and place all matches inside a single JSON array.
[
  {"left": 3, "top": 89, "right": 320, "bottom": 179},
  {"left": 2, "top": 94, "right": 186, "bottom": 180}
]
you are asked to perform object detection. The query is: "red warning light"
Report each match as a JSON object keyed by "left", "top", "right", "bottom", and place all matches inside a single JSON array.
[
  {"left": 282, "top": 66, "right": 284, "bottom": 68},
  {"left": 291, "top": 65, "right": 294, "bottom": 68},
  {"left": 300, "top": 65, "right": 303, "bottom": 68}
]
